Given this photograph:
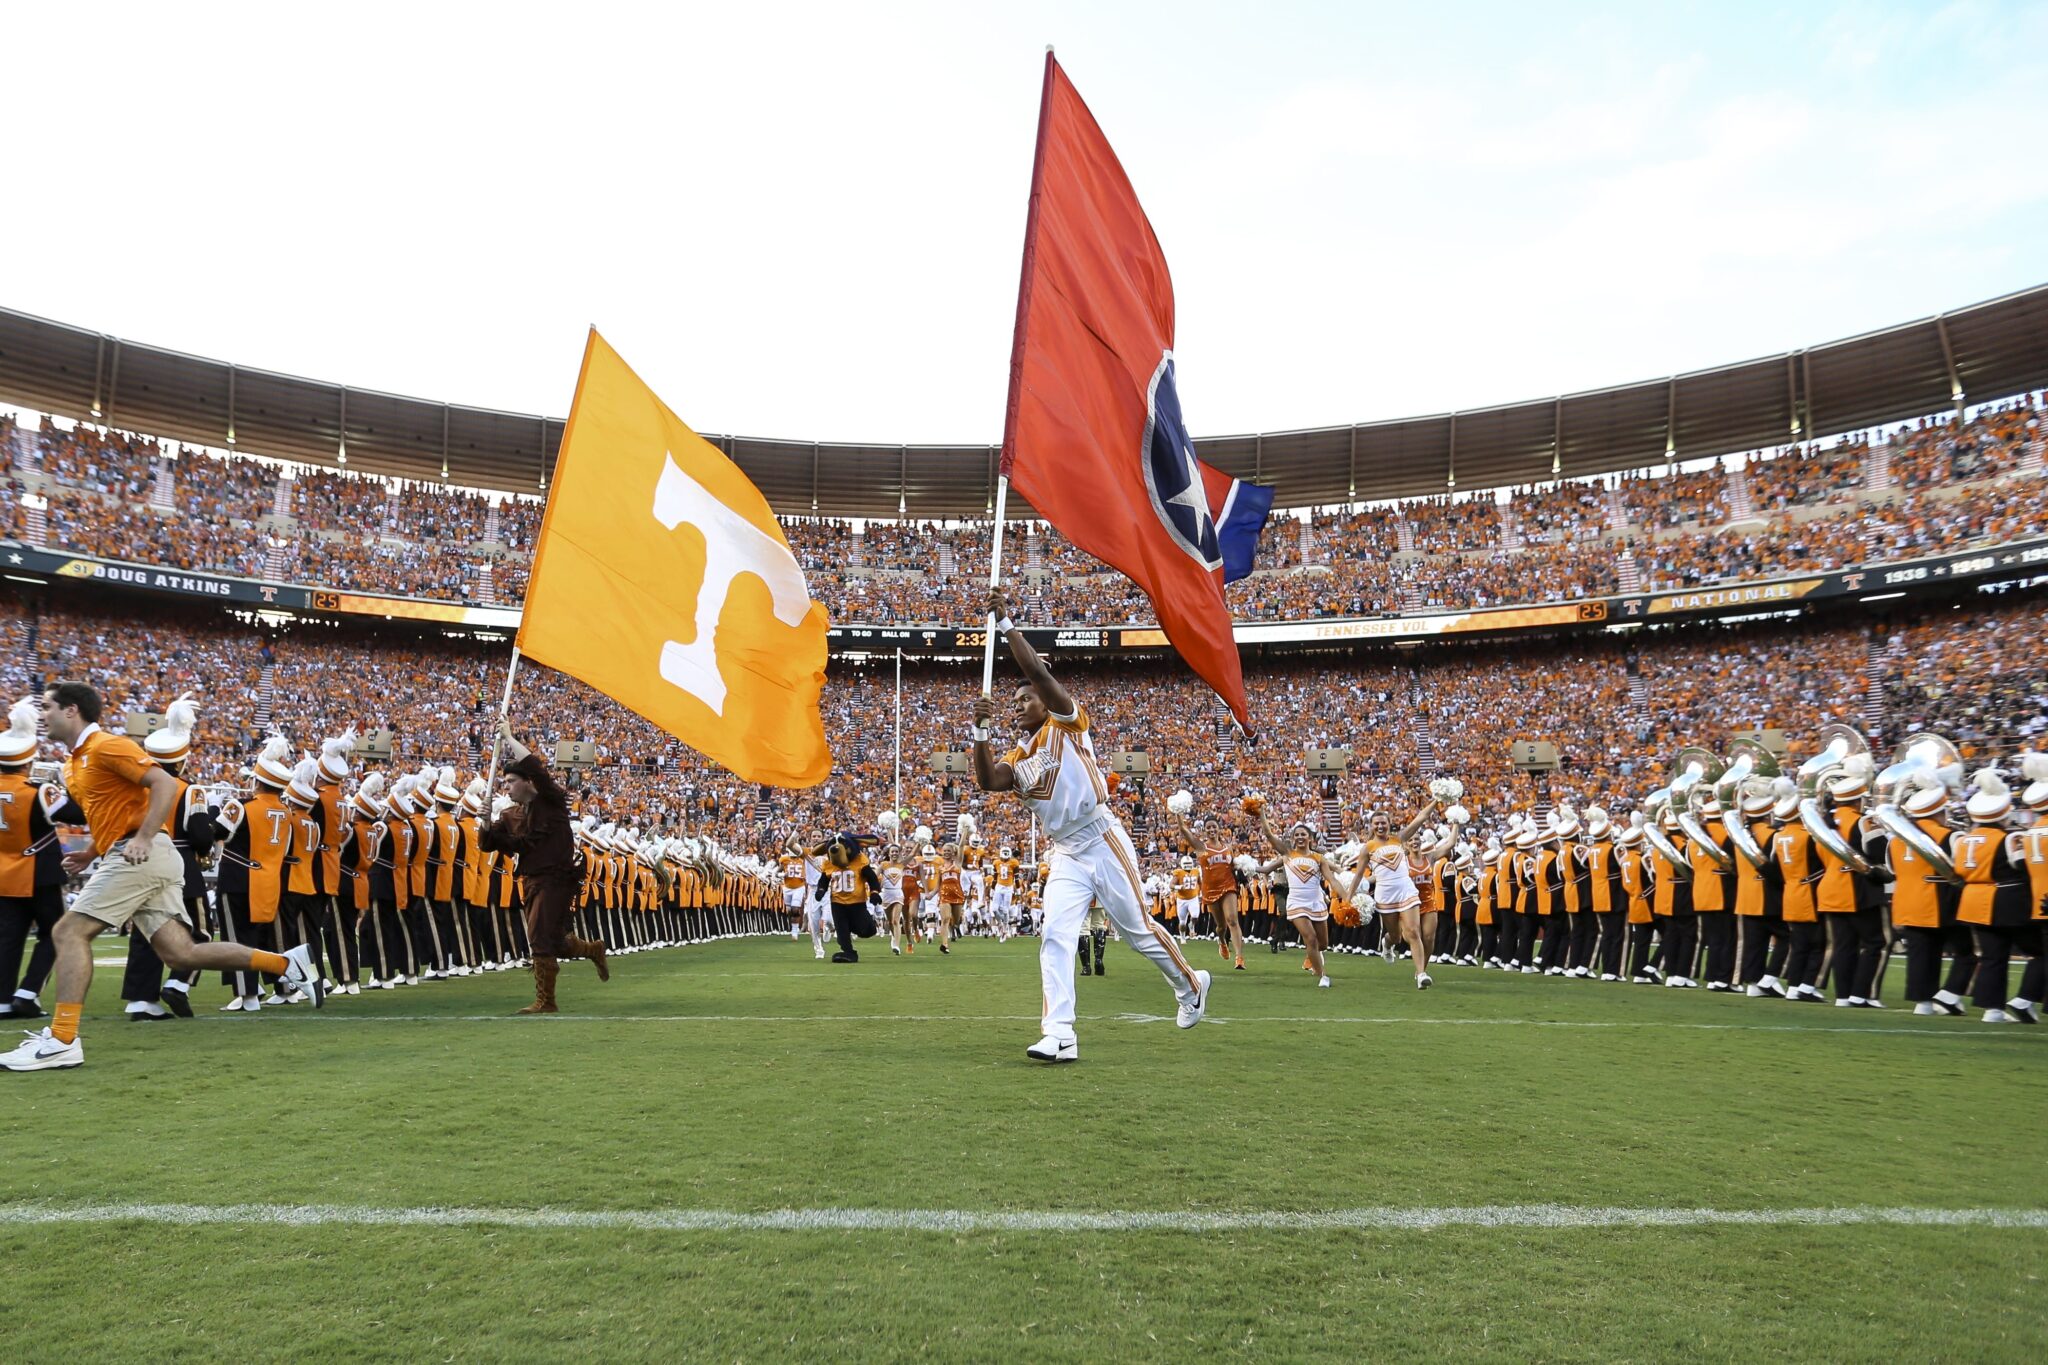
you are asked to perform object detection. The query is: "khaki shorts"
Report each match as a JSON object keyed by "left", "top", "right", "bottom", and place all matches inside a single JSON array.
[{"left": 71, "top": 832, "right": 190, "bottom": 940}]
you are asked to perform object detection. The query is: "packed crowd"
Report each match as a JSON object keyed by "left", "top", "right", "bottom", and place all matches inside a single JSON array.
[
  {"left": 5, "top": 580, "right": 2042, "bottom": 865},
  {"left": 3, "top": 398, "right": 2043, "bottom": 622}
]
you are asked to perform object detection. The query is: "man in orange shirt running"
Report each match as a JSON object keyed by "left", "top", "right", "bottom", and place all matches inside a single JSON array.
[{"left": 2, "top": 682, "right": 323, "bottom": 1072}]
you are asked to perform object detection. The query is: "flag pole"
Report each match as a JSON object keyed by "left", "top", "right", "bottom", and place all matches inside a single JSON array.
[
  {"left": 987, "top": 46, "right": 1059, "bottom": 699},
  {"left": 894, "top": 646, "right": 904, "bottom": 816},
  {"left": 482, "top": 644, "right": 523, "bottom": 798}
]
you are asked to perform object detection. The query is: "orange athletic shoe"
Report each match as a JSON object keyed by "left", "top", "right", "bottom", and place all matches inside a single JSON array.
[
  {"left": 1302, "top": 959, "right": 1316, "bottom": 973},
  {"left": 1234, "top": 956, "right": 1246, "bottom": 970}
]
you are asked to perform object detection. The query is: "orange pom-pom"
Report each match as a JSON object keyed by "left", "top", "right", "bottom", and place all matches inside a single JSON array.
[{"left": 1240, "top": 794, "right": 1265, "bottom": 814}]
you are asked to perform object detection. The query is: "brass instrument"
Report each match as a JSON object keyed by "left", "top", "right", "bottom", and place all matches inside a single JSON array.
[
  {"left": 1716, "top": 737, "right": 1782, "bottom": 871},
  {"left": 1795, "top": 723, "right": 1875, "bottom": 875},
  {"left": 1641, "top": 784, "right": 1692, "bottom": 880},
  {"left": 1671, "top": 747, "right": 1734, "bottom": 872},
  {"left": 1869, "top": 732, "right": 1965, "bottom": 884}
]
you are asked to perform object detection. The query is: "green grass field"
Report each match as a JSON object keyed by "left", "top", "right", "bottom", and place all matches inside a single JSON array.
[{"left": 2, "top": 933, "right": 2044, "bottom": 1362}]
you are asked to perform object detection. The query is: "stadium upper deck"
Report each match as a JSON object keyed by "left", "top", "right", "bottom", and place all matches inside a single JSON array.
[{"left": 2, "top": 284, "right": 2046, "bottom": 509}]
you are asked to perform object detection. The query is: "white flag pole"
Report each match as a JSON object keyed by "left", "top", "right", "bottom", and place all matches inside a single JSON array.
[
  {"left": 482, "top": 644, "right": 523, "bottom": 798},
  {"left": 894, "top": 647, "right": 904, "bottom": 817},
  {"left": 980, "top": 478, "right": 1010, "bottom": 696}
]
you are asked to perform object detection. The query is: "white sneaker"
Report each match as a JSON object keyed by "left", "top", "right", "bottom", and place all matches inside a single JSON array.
[
  {"left": 1176, "top": 969, "right": 1212, "bottom": 1029},
  {"left": 2008, "top": 999, "right": 2040, "bottom": 1025},
  {"left": 220, "top": 997, "right": 253, "bottom": 1012},
  {"left": 1913, "top": 1002, "right": 1937, "bottom": 1015},
  {"left": 813, "top": 947, "right": 826, "bottom": 961},
  {"left": 1025, "top": 1034, "right": 1078, "bottom": 1063},
  {"left": 1983, "top": 1009, "right": 2016, "bottom": 1024},
  {"left": 1317, "top": 975, "right": 1331, "bottom": 989},
  {"left": 1416, "top": 973, "right": 1432, "bottom": 990},
  {"left": 281, "top": 944, "right": 326, "bottom": 1008},
  {"left": 0, "top": 1027, "right": 81, "bottom": 1071},
  {"left": 345, "top": 983, "right": 362, "bottom": 996},
  {"left": 1834, "top": 996, "right": 1862, "bottom": 1008},
  {"left": 260, "top": 993, "right": 289, "bottom": 1007},
  {"left": 1599, "top": 973, "right": 1618, "bottom": 983}
]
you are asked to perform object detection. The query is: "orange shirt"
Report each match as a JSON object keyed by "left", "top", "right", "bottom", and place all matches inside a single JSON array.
[{"left": 62, "top": 724, "right": 168, "bottom": 854}]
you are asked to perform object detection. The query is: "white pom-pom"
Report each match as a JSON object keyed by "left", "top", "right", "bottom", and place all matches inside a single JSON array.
[
  {"left": 913, "top": 824, "right": 933, "bottom": 847},
  {"left": 879, "top": 810, "right": 901, "bottom": 837},
  {"left": 956, "top": 812, "right": 977, "bottom": 845},
  {"left": 1233, "top": 854, "right": 1258, "bottom": 878},
  {"left": 1445, "top": 804, "right": 1470, "bottom": 826},
  {"left": 1166, "top": 789, "right": 1194, "bottom": 816}
]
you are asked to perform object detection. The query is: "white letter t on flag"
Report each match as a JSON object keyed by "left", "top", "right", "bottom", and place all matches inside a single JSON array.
[{"left": 651, "top": 452, "right": 812, "bottom": 716}]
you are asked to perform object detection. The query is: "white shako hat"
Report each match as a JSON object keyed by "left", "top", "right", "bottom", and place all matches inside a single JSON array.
[
  {"left": 0, "top": 697, "right": 41, "bottom": 765},
  {"left": 144, "top": 691, "right": 200, "bottom": 765},
  {"left": 251, "top": 733, "right": 295, "bottom": 790}
]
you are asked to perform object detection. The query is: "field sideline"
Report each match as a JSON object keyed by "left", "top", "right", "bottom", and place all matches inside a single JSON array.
[{"left": 2, "top": 934, "right": 2042, "bottom": 1362}]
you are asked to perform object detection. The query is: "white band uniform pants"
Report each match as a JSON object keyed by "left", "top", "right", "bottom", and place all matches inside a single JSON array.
[{"left": 1039, "top": 820, "right": 1201, "bottom": 1043}]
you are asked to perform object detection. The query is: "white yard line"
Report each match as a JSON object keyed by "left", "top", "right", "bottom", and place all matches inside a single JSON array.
[{"left": 0, "top": 1199, "right": 2041, "bottom": 1233}]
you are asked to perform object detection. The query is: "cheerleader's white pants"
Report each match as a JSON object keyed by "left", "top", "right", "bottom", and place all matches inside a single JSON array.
[{"left": 1039, "top": 816, "right": 1202, "bottom": 1043}]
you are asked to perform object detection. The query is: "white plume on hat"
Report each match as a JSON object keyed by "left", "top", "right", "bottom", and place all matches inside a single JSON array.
[
  {"left": 490, "top": 794, "right": 513, "bottom": 820},
  {"left": 143, "top": 690, "right": 201, "bottom": 763},
  {"left": 2019, "top": 755, "right": 2048, "bottom": 810},
  {"left": 1965, "top": 767, "right": 2013, "bottom": 822},
  {"left": 353, "top": 770, "right": 389, "bottom": 817},
  {"left": 431, "top": 765, "right": 461, "bottom": 805},
  {"left": 462, "top": 776, "right": 489, "bottom": 815},
  {"left": 285, "top": 756, "right": 321, "bottom": 806},
  {"left": 1166, "top": 789, "right": 1194, "bottom": 816},
  {"left": 1827, "top": 751, "right": 1875, "bottom": 799},
  {"left": 319, "top": 725, "right": 357, "bottom": 781},
  {"left": 386, "top": 772, "right": 417, "bottom": 815},
  {"left": 1583, "top": 804, "right": 1611, "bottom": 836},
  {"left": 252, "top": 733, "right": 295, "bottom": 789},
  {"left": 0, "top": 697, "right": 41, "bottom": 763},
  {"left": 1769, "top": 775, "right": 1801, "bottom": 819}
]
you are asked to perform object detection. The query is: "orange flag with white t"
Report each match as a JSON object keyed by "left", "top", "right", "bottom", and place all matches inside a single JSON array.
[{"left": 517, "top": 330, "right": 831, "bottom": 787}]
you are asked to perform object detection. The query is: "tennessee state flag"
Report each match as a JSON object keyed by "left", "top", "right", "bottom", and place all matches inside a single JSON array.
[
  {"left": 518, "top": 331, "right": 831, "bottom": 787},
  {"left": 1000, "top": 52, "right": 1273, "bottom": 729}
]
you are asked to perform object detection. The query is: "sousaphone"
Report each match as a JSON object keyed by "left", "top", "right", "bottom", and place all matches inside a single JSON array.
[
  {"left": 1795, "top": 723, "right": 1875, "bottom": 875},
  {"left": 1871, "top": 732, "right": 1966, "bottom": 884}
]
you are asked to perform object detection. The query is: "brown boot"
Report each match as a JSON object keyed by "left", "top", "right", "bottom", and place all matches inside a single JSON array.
[
  {"left": 516, "top": 957, "right": 559, "bottom": 1014},
  {"left": 566, "top": 936, "right": 610, "bottom": 983}
]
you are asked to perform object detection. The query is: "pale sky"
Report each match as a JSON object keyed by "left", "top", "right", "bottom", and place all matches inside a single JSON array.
[{"left": 4, "top": 1, "right": 2044, "bottom": 447}]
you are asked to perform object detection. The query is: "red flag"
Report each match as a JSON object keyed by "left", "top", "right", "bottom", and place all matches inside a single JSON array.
[{"left": 1000, "top": 52, "right": 1262, "bottom": 729}]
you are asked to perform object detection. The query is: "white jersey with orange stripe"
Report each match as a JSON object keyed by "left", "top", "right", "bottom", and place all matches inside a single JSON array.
[{"left": 1003, "top": 704, "right": 1111, "bottom": 847}]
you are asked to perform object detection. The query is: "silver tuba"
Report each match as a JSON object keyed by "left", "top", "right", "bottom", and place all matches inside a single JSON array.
[
  {"left": 1672, "top": 747, "right": 1734, "bottom": 872},
  {"left": 1869, "top": 732, "right": 1965, "bottom": 884},
  {"left": 1641, "top": 782, "right": 1692, "bottom": 880},
  {"left": 1795, "top": 723, "right": 1875, "bottom": 875},
  {"left": 1717, "top": 737, "right": 1782, "bottom": 871}
]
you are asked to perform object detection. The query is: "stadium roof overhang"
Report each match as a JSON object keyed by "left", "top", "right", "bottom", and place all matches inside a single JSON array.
[{"left": 2, "top": 282, "right": 2045, "bottom": 518}]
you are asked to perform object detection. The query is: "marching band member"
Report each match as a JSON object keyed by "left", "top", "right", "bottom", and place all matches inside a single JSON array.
[
  {"left": 1813, "top": 758, "right": 1889, "bottom": 1008},
  {"left": 1952, "top": 771, "right": 2033, "bottom": 1024},
  {"left": 1583, "top": 807, "right": 1627, "bottom": 982},
  {"left": 2010, "top": 760, "right": 2048, "bottom": 1023},
  {"left": 1732, "top": 780, "right": 1789, "bottom": 999},
  {"left": 1647, "top": 806, "right": 1694, "bottom": 988},
  {"left": 1769, "top": 780, "right": 1826, "bottom": 1002},
  {"left": 1690, "top": 793, "right": 1736, "bottom": 992},
  {"left": 0, "top": 698, "right": 69, "bottom": 1020},
  {"left": 215, "top": 734, "right": 298, "bottom": 1011},
  {"left": 1618, "top": 816, "right": 1657, "bottom": 983},
  {"left": 1889, "top": 777, "right": 1970, "bottom": 1016}
]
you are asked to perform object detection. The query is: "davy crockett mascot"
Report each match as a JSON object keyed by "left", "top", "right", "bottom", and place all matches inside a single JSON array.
[{"left": 479, "top": 721, "right": 608, "bottom": 1014}]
